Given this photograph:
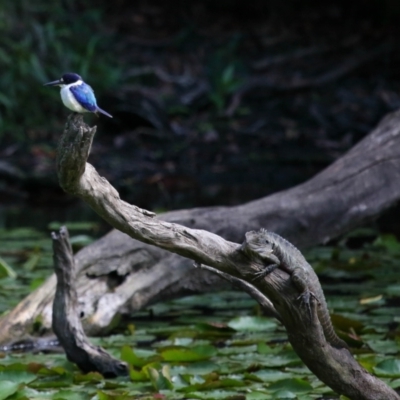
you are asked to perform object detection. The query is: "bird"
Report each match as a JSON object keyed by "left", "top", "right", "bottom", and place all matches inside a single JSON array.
[{"left": 44, "top": 72, "right": 112, "bottom": 118}]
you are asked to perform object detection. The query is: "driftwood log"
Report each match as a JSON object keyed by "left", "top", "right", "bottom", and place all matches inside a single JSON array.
[
  {"left": 1, "top": 109, "right": 400, "bottom": 345},
  {"left": 44, "top": 114, "right": 400, "bottom": 398}
]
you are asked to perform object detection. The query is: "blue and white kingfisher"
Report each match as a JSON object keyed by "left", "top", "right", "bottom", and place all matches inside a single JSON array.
[{"left": 44, "top": 72, "right": 112, "bottom": 118}]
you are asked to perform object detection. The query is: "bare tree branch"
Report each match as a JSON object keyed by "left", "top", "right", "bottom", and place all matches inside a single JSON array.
[
  {"left": 50, "top": 113, "right": 400, "bottom": 399},
  {"left": 2, "top": 108, "right": 400, "bottom": 346}
]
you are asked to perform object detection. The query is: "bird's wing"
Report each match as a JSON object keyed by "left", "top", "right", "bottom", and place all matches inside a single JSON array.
[{"left": 69, "top": 83, "right": 97, "bottom": 112}]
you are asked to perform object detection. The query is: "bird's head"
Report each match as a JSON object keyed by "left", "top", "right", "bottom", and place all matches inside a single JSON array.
[{"left": 44, "top": 72, "right": 82, "bottom": 87}]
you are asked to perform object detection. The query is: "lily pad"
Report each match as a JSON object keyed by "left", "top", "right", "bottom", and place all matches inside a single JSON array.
[
  {"left": 161, "top": 345, "right": 216, "bottom": 362},
  {"left": 228, "top": 316, "right": 277, "bottom": 332}
]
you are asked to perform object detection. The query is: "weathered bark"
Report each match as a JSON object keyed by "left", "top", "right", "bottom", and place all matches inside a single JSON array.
[
  {"left": 1, "top": 109, "right": 400, "bottom": 343},
  {"left": 46, "top": 114, "right": 400, "bottom": 398},
  {"left": 52, "top": 226, "right": 128, "bottom": 377}
]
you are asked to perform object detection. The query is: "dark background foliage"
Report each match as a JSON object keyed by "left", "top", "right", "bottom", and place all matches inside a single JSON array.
[{"left": 1, "top": 0, "right": 400, "bottom": 227}]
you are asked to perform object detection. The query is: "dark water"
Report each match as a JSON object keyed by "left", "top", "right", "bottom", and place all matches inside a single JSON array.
[{"left": 0, "top": 201, "right": 109, "bottom": 235}]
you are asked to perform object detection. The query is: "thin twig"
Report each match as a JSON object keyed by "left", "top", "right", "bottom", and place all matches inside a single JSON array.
[{"left": 195, "top": 262, "right": 282, "bottom": 322}]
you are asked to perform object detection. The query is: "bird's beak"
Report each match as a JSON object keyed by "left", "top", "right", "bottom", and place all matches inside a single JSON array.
[{"left": 43, "top": 79, "right": 62, "bottom": 87}]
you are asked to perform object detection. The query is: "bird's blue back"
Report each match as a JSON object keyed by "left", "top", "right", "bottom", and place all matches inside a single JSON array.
[{"left": 70, "top": 82, "right": 97, "bottom": 113}]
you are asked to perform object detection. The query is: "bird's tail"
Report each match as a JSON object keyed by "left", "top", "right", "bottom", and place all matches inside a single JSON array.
[{"left": 96, "top": 107, "right": 113, "bottom": 118}]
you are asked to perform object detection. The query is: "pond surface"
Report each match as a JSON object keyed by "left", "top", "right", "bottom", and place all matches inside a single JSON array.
[{"left": 0, "top": 224, "right": 399, "bottom": 399}]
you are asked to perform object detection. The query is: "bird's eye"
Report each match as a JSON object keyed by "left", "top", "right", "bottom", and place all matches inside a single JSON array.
[{"left": 265, "top": 239, "right": 270, "bottom": 244}]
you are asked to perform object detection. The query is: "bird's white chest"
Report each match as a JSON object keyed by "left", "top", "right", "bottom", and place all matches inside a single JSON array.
[{"left": 60, "top": 85, "right": 88, "bottom": 113}]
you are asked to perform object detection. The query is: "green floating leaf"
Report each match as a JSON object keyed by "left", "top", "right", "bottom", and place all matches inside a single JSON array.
[
  {"left": 390, "top": 378, "right": 400, "bottom": 389},
  {"left": 243, "top": 373, "right": 263, "bottom": 383},
  {"left": 253, "top": 370, "right": 290, "bottom": 382},
  {"left": 22, "top": 252, "right": 41, "bottom": 271},
  {"left": 0, "top": 380, "right": 20, "bottom": 400},
  {"left": 366, "top": 340, "right": 399, "bottom": 355},
  {"left": 52, "top": 390, "right": 90, "bottom": 400},
  {"left": 47, "top": 221, "right": 99, "bottom": 232},
  {"left": 28, "top": 365, "right": 72, "bottom": 389},
  {"left": 0, "top": 257, "right": 17, "bottom": 279},
  {"left": 272, "top": 389, "right": 297, "bottom": 399},
  {"left": 0, "top": 370, "right": 36, "bottom": 385},
  {"left": 70, "top": 234, "right": 94, "bottom": 248},
  {"left": 356, "top": 354, "right": 380, "bottom": 373},
  {"left": 268, "top": 378, "right": 312, "bottom": 393},
  {"left": 373, "top": 234, "right": 400, "bottom": 252},
  {"left": 188, "top": 389, "right": 247, "bottom": 399},
  {"left": 147, "top": 366, "right": 173, "bottom": 391},
  {"left": 96, "top": 391, "right": 110, "bottom": 400},
  {"left": 28, "top": 377, "right": 72, "bottom": 389},
  {"left": 129, "top": 367, "right": 147, "bottom": 382},
  {"left": 385, "top": 284, "right": 400, "bottom": 297},
  {"left": 330, "top": 314, "right": 364, "bottom": 334},
  {"left": 179, "top": 378, "right": 246, "bottom": 393},
  {"left": 29, "top": 277, "right": 45, "bottom": 291},
  {"left": 228, "top": 316, "right": 277, "bottom": 332},
  {"left": 73, "top": 371, "right": 103, "bottom": 383},
  {"left": 257, "top": 342, "right": 277, "bottom": 355},
  {"left": 246, "top": 391, "right": 271, "bottom": 400},
  {"left": 218, "top": 344, "right": 257, "bottom": 356},
  {"left": 0, "top": 228, "right": 44, "bottom": 240},
  {"left": 374, "top": 359, "right": 400, "bottom": 377},
  {"left": 228, "top": 348, "right": 302, "bottom": 369},
  {"left": 120, "top": 345, "right": 148, "bottom": 368},
  {"left": 170, "top": 361, "right": 219, "bottom": 375},
  {"left": 161, "top": 345, "right": 216, "bottom": 362},
  {"left": 194, "top": 322, "right": 235, "bottom": 336}
]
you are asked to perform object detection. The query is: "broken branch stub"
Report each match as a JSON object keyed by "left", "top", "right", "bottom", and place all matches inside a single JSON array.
[{"left": 52, "top": 225, "right": 128, "bottom": 377}]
